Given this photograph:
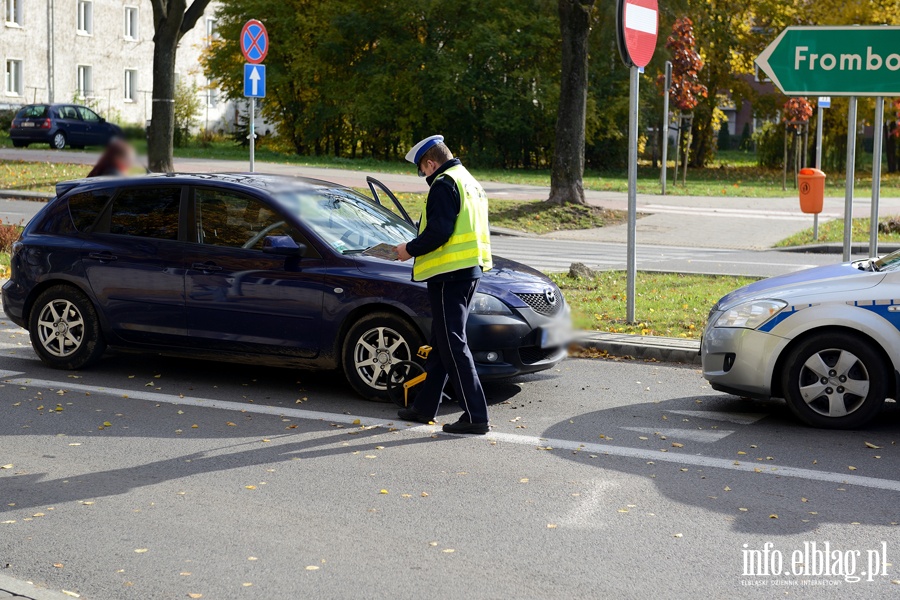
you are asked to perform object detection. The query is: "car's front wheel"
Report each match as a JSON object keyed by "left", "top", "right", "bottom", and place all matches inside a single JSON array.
[
  {"left": 51, "top": 131, "right": 67, "bottom": 150},
  {"left": 29, "top": 285, "right": 106, "bottom": 370},
  {"left": 342, "top": 312, "right": 424, "bottom": 402},
  {"left": 780, "top": 332, "right": 887, "bottom": 429}
]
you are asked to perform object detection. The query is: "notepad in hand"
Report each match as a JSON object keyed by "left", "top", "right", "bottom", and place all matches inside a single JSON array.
[{"left": 362, "top": 243, "right": 399, "bottom": 260}]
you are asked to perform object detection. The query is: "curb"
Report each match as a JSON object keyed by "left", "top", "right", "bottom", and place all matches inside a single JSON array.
[
  {"left": 0, "top": 573, "right": 77, "bottom": 600},
  {"left": 776, "top": 242, "right": 900, "bottom": 255},
  {"left": 489, "top": 226, "right": 534, "bottom": 238},
  {"left": 574, "top": 331, "right": 701, "bottom": 365},
  {"left": 0, "top": 190, "right": 54, "bottom": 201}
]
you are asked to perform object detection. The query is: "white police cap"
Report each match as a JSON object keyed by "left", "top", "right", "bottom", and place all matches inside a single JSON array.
[{"left": 405, "top": 135, "right": 444, "bottom": 176}]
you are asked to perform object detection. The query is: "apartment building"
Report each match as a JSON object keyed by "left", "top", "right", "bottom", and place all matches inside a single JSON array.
[{"left": 2, "top": 0, "right": 228, "bottom": 129}]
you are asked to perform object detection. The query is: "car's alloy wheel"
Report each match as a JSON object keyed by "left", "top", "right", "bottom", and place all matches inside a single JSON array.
[
  {"left": 781, "top": 332, "right": 886, "bottom": 429},
  {"left": 52, "top": 132, "right": 66, "bottom": 150},
  {"left": 29, "top": 285, "right": 106, "bottom": 370},
  {"left": 342, "top": 312, "right": 423, "bottom": 402}
]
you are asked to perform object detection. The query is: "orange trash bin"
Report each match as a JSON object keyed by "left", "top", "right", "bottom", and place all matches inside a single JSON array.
[{"left": 798, "top": 168, "right": 825, "bottom": 214}]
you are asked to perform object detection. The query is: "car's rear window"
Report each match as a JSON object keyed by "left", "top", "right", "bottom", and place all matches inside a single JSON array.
[
  {"left": 16, "top": 105, "right": 48, "bottom": 119},
  {"left": 68, "top": 191, "right": 112, "bottom": 232}
]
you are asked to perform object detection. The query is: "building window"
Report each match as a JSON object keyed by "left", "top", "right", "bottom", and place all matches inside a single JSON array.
[
  {"left": 124, "top": 69, "right": 136, "bottom": 102},
  {"left": 5, "top": 59, "right": 22, "bottom": 96},
  {"left": 5, "top": 0, "right": 23, "bottom": 26},
  {"left": 77, "top": 0, "right": 92, "bottom": 35},
  {"left": 205, "top": 17, "right": 215, "bottom": 45},
  {"left": 124, "top": 6, "right": 138, "bottom": 40},
  {"left": 206, "top": 78, "right": 218, "bottom": 107},
  {"left": 76, "top": 65, "right": 92, "bottom": 97}
]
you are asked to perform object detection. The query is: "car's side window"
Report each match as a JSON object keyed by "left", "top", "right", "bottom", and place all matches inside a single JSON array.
[
  {"left": 107, "top": 187, "right": 180, "bottom": 240},
  {"left": 194, "top": 188, "right": 316, "bottom": 254},
  {"left": 68, "top": 190, "right": 113, "bottom": 232},
  {"left": 77, "top": 107, "right": 100, "bottom": 122},
  {"left": 59, "top": 106, "right": 79, "bottom": 120}
]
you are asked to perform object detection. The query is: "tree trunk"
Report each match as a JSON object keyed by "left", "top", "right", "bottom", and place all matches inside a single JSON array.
[
  {"left": 548, "top": 0, "right": 594, "bottom": 206},
  {"left": 148, "top": 0, "right": 211, "bottom": 173},
  {"left": 148, "top": 33, "right": 178, "bottom": 172}
]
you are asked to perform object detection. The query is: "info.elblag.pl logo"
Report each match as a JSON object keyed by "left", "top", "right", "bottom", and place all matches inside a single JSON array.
[{"left": 741, "top": 541, "right": 891, "bottom": 585}]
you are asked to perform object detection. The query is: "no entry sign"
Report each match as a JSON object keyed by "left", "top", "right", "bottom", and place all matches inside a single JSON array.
[
  {"left": 616, "top": 0, "right": 658, "bottom": 68},
  {"left": 240, "top": 19, "right": 268, "bottom": 64}
]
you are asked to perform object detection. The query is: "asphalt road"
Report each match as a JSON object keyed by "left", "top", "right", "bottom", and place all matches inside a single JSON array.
[{"left": 1, "top": 326, "right": 898, "bottom": 599}]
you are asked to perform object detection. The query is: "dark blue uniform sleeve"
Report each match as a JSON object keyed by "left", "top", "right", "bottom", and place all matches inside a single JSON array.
[{"left": 406, "top": 177, "right": 460, "bottom": 257}]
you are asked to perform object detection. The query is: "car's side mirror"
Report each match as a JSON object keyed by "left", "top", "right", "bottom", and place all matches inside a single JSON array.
[
  {"left": 263, "top": 235, "right": 304, "bottom": 256},
  {"left": 99, "top": 117, "right": 106, "bottom": 123}
]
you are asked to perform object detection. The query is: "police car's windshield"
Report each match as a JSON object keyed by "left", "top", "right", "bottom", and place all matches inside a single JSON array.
[
  {"left": 274, "top": 187, "right": 416, "bottom": 253},
  {"left": 872, "top": 249, "right": 900, "bottom": 272}
]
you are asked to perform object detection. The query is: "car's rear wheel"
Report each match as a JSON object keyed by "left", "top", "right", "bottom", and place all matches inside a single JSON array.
[
  {"left": 780, "top": 332, "right": 887, "bottom": 429},
  {"left": 51, "top": 132, "right": 67, "bottom": 150},
  {"left": 342, "top": 312, "right": 424, "bottom": 402},
  {"left": 29, "top": 285, "right": 106, "bottom": 370}
]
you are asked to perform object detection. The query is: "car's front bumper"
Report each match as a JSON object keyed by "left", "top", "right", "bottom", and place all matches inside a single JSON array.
[
  {"left": 467, "top": 304, "right": 571, "bottom": 379},
  {"left": 701, "top": 323, "right": 788, "bottom": 400}
]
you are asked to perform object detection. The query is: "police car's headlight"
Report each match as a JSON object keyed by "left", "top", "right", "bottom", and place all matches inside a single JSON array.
[
  {"left": 470, "top": 293, "right": 512, "bottom": 315},
  {"left": 714, "top": 300, "right": 786, "bottom": 329}
]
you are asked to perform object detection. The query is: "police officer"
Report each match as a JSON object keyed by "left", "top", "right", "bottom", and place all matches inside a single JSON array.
[{"left": 395, "top": 135, "right": 492, "bottom": 434}]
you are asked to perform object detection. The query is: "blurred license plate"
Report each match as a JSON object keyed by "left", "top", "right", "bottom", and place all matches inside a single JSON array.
[
  {"left": 539, "top": 325, "right": 570, "bottom": 349},
  {"left": 21, "top": 122, "right": 35, "bottom": 127}
]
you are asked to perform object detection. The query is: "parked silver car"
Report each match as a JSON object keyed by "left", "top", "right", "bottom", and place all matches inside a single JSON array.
[{"left": 702, "top": 252, "right": 900, "bottom": 429}]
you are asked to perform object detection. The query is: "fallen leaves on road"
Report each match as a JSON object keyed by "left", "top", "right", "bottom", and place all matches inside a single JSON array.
[
  {"left": 134, "top": 549, "right": 148, "bottom": 553},
  {"left": 244, "top": 485, "right": 256, "bottom": 490},
  {"left": 379, "top": 489, "right": 389, "bottom": 494},
  {"left": 865, "top": 442, "right": 881, "bottom": 449},
  {"left": 769, "top": 514, "right": 778, "bottom": 519},
  {"left": 848, "top": 466, "right": 857, "bottom": 471},
  {"left": 673, "top": 533, "right": 683, "bottom": 538},
  {"left": 671, "top": 442, "right": 684, "bottom": 448},
  {"left": 188, "top": 594, "right": 203, "bottom": 599},
  {"left": 305, "top": 566, "right": 320, "bottom": 571},
  {"left": 0, "top": 464, "right": 12, "bottom": 469}
]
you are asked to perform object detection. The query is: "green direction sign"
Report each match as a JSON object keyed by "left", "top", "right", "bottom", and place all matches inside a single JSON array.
[{"left": 756, "top": 26, "right": 900, "bottom": 96}]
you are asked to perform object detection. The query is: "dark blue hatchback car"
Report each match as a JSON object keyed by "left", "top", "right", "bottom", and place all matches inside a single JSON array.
[
  {"left": 2, "top": 173, "right": 570, "bottom": 401},
  {"left": 9, "top": 103, "right": 123, "bottom": 150}
]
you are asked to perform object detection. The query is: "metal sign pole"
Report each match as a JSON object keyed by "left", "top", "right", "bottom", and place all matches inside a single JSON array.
[
  {"left": 814, "top": 102, "right": 824, "bottom": 240},
  {"left": 842, "top": 96, "right": 857, "bottom": 262},
  {"left": 870, "top": 97, "right": 884, "bottom": 257},
  {"left": 626, "top": 65, "right": 639, "bottom": 324},
  {"left": 249, "top": 98, "right": 256, "bottom": 173},
  {"left": 661, "top": 61, "right": 671, "bottom": 195}
]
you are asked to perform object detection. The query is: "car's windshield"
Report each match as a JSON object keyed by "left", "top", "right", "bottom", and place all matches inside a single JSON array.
[
  {"left": 873, "top": 249, "right": 900, "bottom": 271},
  {"left": 274, "top": 187, "right": 416, "bottom": 253}
]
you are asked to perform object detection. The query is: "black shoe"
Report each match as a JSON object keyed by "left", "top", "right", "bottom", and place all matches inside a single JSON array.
[
  {"left": 397, "top": 407, "right": 434, "bottom": 425},
  {"left": 442, "top": 419, "right": 490, "bottom": 435}
]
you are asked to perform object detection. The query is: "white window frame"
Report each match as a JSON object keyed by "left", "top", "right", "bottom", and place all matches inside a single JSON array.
[
  {"left": 206, "top": 78, "right": 218, "bottom": 108},
  {"left": 5, "top": 0, "right": 23, "bottom": 26},
  {"left": 5, "top": 58, "right": 23, "bottom": 96},
  {"left": 124, "top": 6, "right": 138, "bottom": 40},
  {"left": 76, "top": 64, "right": 92, "bottom": 98},
  {"left": 205, "top": 17, "right": 216, "bottom": 45},
  {"left": 124, "top": 69, "right": 136, "bottom": 102},
  {"left": 76, "top": 0, "right": 93, "bottom": 35}
]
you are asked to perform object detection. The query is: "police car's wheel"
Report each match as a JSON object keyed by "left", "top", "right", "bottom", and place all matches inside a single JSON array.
[
  {"left": 781, "top": 332, "right": 886, "bottom": 429},
  {"left": 29, "top": 285, "right": 106, "bottom": 370},
  {"left": 342, "top": 312, "right": 424, "bottom": 402}
]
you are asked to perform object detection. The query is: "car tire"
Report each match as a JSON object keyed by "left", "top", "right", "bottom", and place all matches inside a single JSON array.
[
  {"left": 780, "top": 332, "right": 887, "bottom": 429},
  {"left": 29, "top": 285, "right": 106, "bottom": 370},
  {"left": 341, "top": 311, "right": 424, "bottom": 402},
  {"left": 51, "top": 131, "right": 67, "bottom": 150},
  {"left": 12, "top": 140, "right": 28, "bottom": 148}
]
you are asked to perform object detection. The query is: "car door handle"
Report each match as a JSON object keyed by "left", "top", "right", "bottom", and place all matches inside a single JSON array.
[
  {"left": 192, "top": 262, "right": 223, "bottom": 272},
  {"left": 88, "top": 252, "right": 118, "bottom": 262}
]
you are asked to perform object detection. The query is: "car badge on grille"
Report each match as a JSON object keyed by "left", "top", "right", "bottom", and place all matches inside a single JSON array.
[{"left": 544, "top": 289, "right": 557, "bottom": 305}]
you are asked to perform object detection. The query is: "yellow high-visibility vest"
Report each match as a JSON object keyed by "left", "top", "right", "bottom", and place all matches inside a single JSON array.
[{"left": 412, "top": 164, "right": 492, "bottom": 282}]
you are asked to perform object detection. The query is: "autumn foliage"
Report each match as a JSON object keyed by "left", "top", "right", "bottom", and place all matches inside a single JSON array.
[
  {"left": 665, "top": 17, "right": 708, "bottom": 112},
  {"left": 783, "top": 98, "right": 813, "bottom": 131}
]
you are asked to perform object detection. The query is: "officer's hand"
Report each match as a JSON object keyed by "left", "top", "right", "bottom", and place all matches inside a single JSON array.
[{"left": 395, "top": 243, "right": 412, "bottom": 261}]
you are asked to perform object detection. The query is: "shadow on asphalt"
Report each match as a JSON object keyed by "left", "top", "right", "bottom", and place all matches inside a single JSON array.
[{"left": 541, "top": 394, "right": 900, "bottom": 535}]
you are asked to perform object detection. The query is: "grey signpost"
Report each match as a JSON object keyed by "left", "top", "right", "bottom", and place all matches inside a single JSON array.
[
  {"left": 661, "top": 61, "right": 671, "bottom": 195},
  {"left": 240, "top": 19, "right": 268, "bottom": 173},
  {"left": 813, "top": 96, "right": 829, "bottom": 241},
  {"left": 871, "top": 97, "right": 884, "bottom": 257},
  {"left": 756, "top": 26, "right": 900, "bottom": 261}
]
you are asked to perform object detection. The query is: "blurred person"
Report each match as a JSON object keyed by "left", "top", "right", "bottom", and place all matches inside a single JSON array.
[
  {"left": 394, "top": 135, "right": 493, "bottom": 435},
  {"left": 87, "top": 138, "right": 137, "bottom": 178}
]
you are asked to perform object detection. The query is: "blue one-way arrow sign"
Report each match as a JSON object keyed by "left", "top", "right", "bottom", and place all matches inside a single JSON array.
[{"left": 244, "top": 64, "right": 266, "bottom": 98}]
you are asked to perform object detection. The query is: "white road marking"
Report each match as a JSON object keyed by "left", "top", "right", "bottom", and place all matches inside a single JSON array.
[
  {"left": 6, "top": 375, "right": 900, "bottom": 493},
  {"left": 619, "top": 426, "right": 734, "bottom": 444},
  {"left": 0, "top": 369, "right": 25, "bottom": 378},
  {"left": 665, "top": 410, "right": 768, "bottom": 425},
  {"left": 558, "top": 479, "right": 618, "bottom": 529},
  {"left": 684, "top": 259, "right": 818, "bottom": 269}
]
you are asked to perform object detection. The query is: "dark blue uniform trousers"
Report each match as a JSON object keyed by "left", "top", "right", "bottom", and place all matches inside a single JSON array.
[{"left": 412, "top": 278, "right": 489, "bottom": 424}]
